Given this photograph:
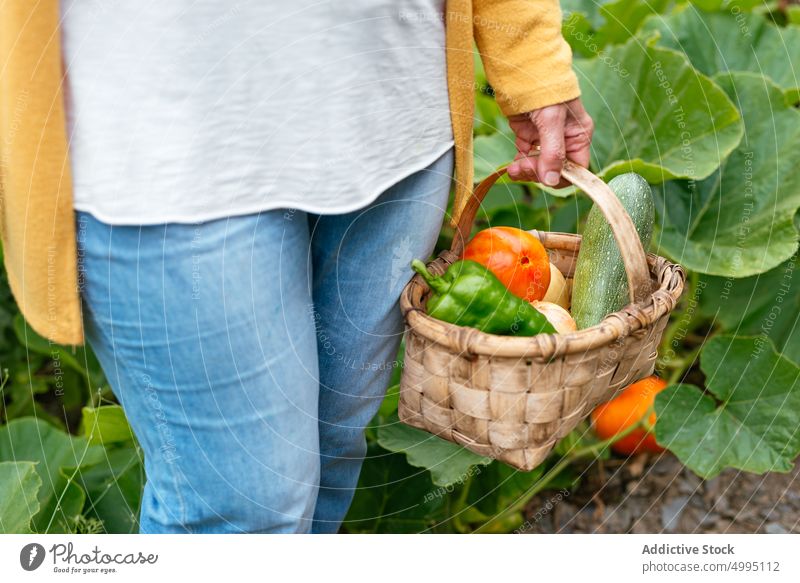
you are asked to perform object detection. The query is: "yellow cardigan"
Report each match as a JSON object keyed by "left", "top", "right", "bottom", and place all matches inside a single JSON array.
[{"left": 0, "top": 0, "right": 579, "bottom": 345}]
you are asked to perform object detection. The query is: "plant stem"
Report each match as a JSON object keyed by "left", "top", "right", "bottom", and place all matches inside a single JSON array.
[
  {"left": 639, "top": 406, "right": 656, "bottom": 432},
  {"left": 667, "top": 344, "right": 702, "bottom": 385},
  {"left": 659, "top": 270, "right": 703, "bottom": 355},
  {"left": 450, "top": 473, "right": 474, "bottom": 533},
  {"left": 410, "top": 259, "right": 447, "bottom": 293}
]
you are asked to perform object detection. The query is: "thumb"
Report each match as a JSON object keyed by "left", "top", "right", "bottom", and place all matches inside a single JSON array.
[{"left": 532, "top": 106, "right": 567, "bottom": 187}]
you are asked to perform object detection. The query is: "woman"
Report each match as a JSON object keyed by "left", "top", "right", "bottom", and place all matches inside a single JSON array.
[{"left": 0, "top": 1, "right": 593, "bottom": 533}]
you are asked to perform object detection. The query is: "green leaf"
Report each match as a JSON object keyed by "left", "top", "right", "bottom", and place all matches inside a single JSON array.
[
  {"left": 0, "top": 461, "right": 41, "bottom": 533},
  {"left": 563, "top": 0, "right": 670, "bottom": 52},
  {"left": 486, "top": 205, "right": 545, "bottom": 231},
  {"left": 474, "top": 93, "right": 504, "bottom": 136},
  {"left": 344, "top": 446, "right": 447, "bottom": 533},
  {"left": 376, "top": 422, "right": 491, "bottom": 487},
  {"left": 473, "top": 49, "right": 487, "bottom": 88},
  {"left": 13, "top": 314, "right": 86, "bottom": 376},
  {"left": 654, "top": 72, "right": 800, "bottom": 277},
  {"left": 549, "top": 196, "right": 594, "bottom": 234},
  {"left": 467, "top": 460, "right": 550, "bottom": 531},
  {"left": 574, "top": 38, "right": 743, "bottom": 183},
  {"left": 643, "top": 8, "right": 800, "bottom": 97},
  {"left": 479, "top": 183, "right": 548, "bottom": 231},
  {"left": 12, "top": 314, "right": 107, "bottom": 391},
  {"left": 554, "top": 421, "right": 610, "bottom": 460},
  {"left": 376, "top": 384, "right": 400, "bottom": 422},
  {"left": 78, "top": 446, "right": 144, "bottom": 534},
  {"left": 689, "top": 0, "right": 763, "bottom": 11},
  {"left": 598, "top": 0, "right": 670, "bottom": 45},
  {"left": 81, "top": 405, "right": 135, "bottom": 446},
  {"left": 562, "top": 0, "right": 613, "bottom": 31},
  {"left": 476, "top": 183, "right": 527, "bottom": 222},
  {"left": 562, "top": 10, "right": 597, "bottom": 59},
  {"left": 788, "top": 6, "right": 800, "bottom": 26},
  {"left": 38, "top": 473, "right": 87, "bottom": 534},
  {"left": 698, "top": 254, "right": 800, "bottom": 364},
  {"left": 473, "top": 130, "right": 517, "bottom": 182},
  {"left": 0, "top": 418, "right": 105, "bottom": 532},
  {"left": 474, "top": 461, "right": 546, "bottom": 509},
  {"left": 655, "top": 335, "right": 800, "bottom": 478}
]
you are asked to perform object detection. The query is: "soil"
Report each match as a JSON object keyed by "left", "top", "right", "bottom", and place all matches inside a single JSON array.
[{"left": 521, "top": 453, "right": 800, "bottom": 534}]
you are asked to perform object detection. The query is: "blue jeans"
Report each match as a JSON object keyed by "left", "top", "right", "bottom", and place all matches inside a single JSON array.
[{"left": 77, "top": 149, "right": 452, "bottom": 533}]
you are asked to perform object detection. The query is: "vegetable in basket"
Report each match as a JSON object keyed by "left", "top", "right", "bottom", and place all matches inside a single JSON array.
[
  {"left": 571, "top": 172, "right": 655, "bottom": 329},
  {"left": 411, "top": 259, "right": 556, "bottom": 336},
  {"left": 542, "top": 262, "right": 570, "bottom": 309},
  {"left": 530, "top": 300, "right": 576, "bottom": 334},
  {"left": 462, "top": 226, "right": 550, "bottom": 302}
]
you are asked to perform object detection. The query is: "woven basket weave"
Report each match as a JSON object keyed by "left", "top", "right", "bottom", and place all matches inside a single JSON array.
[{"left": 398, "top": 160, "right": 685, "bottom": 471}]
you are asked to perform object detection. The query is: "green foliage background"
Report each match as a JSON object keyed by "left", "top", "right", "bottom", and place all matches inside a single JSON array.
[{"left": 1, "top": 0, "right": 799, "bottom": 534}]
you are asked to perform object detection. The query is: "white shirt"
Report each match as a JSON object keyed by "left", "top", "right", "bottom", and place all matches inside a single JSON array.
[{"left": 60, "top": 1, "right": 453, "bottom": 225}]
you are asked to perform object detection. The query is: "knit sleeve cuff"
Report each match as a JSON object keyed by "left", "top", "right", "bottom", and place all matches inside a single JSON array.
[{"left": 493, "top": 73, "right": 582, "bottom": 117}]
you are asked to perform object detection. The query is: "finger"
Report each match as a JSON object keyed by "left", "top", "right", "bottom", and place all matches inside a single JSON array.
[
  {"left": 507, "top": 154, "right": 538, "bottom": 182},
  {"left": 532, "top": 106, "right": 567, "bottom": 187},
  {"left": 565, "top": 132, "right": 591, "bottom": 169},
  {"left": 508, "top": 120, "right": 539, "bottom": 149},
  {"left": 508, "top": 130, "right": 539, "bottom": 180},
  {"left": 565, "top": 100, "right": 594, "bottom": 169},
  {"left": 514, "top": 134, "right": 536, "bottom": 154}
]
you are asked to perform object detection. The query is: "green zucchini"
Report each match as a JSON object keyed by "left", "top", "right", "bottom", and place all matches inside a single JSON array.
[{"left": 571, "top": 172, "right": 654, "bottom": 329}]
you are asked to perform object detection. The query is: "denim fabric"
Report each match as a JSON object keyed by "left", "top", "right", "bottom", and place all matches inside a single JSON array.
[{"left": 77, "top": 149, "right": 453, "bottom": 533}]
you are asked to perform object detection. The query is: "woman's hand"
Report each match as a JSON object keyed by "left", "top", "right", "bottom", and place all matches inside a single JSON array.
[{"left": 506, "top": 97, "right": 594, "bottom": 187}]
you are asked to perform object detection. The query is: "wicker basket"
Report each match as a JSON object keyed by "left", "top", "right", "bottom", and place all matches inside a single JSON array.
[{"left": 398, "top": 160, "right": 685, "bottom": 471}]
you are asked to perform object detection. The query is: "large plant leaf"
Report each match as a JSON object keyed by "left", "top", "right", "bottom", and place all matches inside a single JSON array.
[
  {"left": 13, "top": 314, "right": 86, "bottom": 376},
  {"left": 697, "top": 254, "right": 800, "bottom": 365},
  {"left": 574, "top": 38, "right": 743, "bottom": 183},
  {"left": 562, "top": 0, "right": 615, "bottom": 30},
  {"left": 475, "top": 92, "right": 505, "bottom": 136},
  {"left": 13, "top": 314, "right": 106, "bottom": 389},
  {"left": 643, "top": 8, "right": 800, "bottom": 97},
  {"left": 789, "top": 6, "right": 800, "bottom": 27},
  {"left": 0, "top": 461, "right": 42, "bottom": 533},
  {"left": 598, "top": 0, "right": 671, "bottom": 45},
  {"left": 344, "top": 446, "right": 447, "bottom": 533},
  {"left": 466, "top": 460, "right": 550, "bottom": 532},
  {"left": 476, "top": 183, "right": 527, "bottom": 220},
  {"left": 562, "top": 8, "right": 598, "bottom": 59},
  {"left": 655, "top": 335, "right": 800, "bottom": 478},
  {"left": 563, "top": 0, "right": 670, "bottom": 55},
  {"left": 376, "top": 422, "right": 491, "bottom": 487},
  {"left": 689, "top": 0, "right": 762, "bottom": 11},
  {"left": 35, "top": 474, "right": 87, "bottom": 534},
  {"left": 78, "top": 446, "right": 144, "bottom": 534},
  {"left": 81, "top": 405, "right": 135, "bottom": 446},
  {"left": 0, "top": 418, "right": 105, "bottom": 532},
  {"left": 473, "top": 129, "right": 517, "bottom": 182},
  {"left": 653, "top": 72, "right": 800, "bottom": 277}
]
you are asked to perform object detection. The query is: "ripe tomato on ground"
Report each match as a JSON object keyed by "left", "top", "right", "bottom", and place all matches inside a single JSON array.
[
  {"left": 462, "top": 226, "right": 550, "bottom": 302},
  {"left": 591, "top": 375, "right": 668, "bottom": 455}
]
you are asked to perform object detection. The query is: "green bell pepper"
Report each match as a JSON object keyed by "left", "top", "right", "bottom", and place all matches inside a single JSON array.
[{"left": 411, "top": 259, "right": 556, "bottom": 337}]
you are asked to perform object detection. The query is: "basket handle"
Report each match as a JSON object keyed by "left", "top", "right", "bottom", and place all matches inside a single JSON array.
[{"left": 449, "top": 159, "right": 652, "bottom": 303}]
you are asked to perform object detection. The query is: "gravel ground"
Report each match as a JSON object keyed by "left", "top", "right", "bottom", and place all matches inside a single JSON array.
[{"left": 521, "top": 454, "right": 800, "bottom": 533}]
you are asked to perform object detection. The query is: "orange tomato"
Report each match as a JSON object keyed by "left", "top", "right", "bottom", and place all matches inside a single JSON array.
[
  {"left": 591, "top": 375, "right": 668, "bottom": 455},
  {"left": 462, "top": 227, "right": 550, "bottom": 301}
]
